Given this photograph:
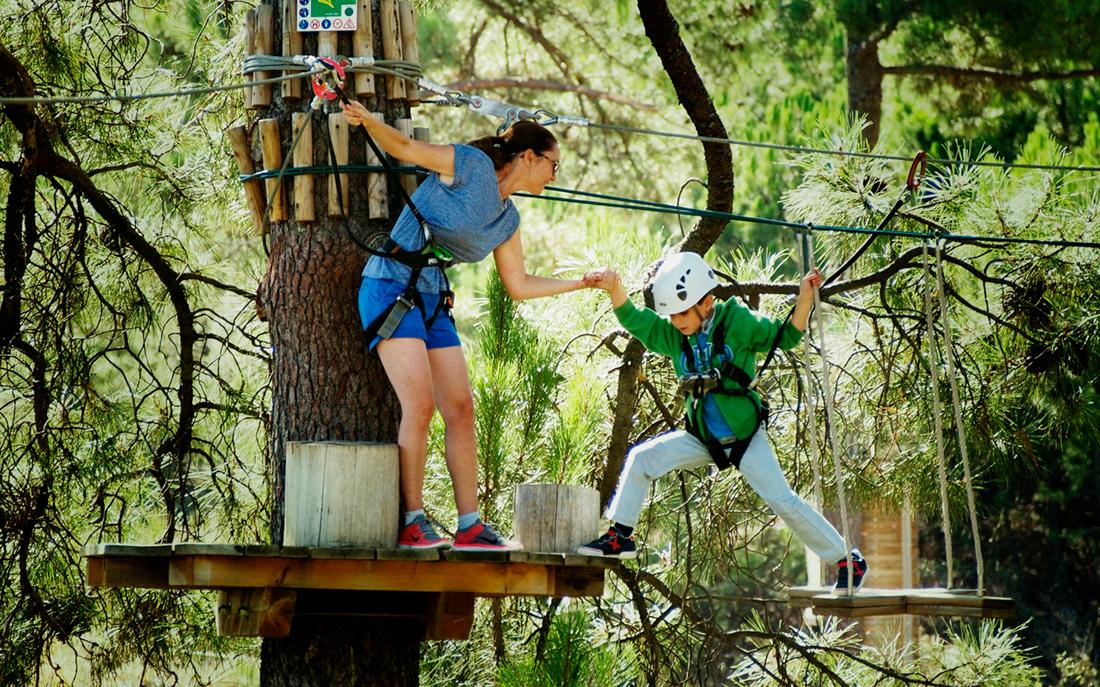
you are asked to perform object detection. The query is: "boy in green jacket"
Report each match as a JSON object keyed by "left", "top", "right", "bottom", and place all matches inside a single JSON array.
[{"left": 577, "top": 252, "right": 867, "bottom": 594}]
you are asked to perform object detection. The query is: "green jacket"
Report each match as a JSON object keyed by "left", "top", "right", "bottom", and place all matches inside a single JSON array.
[{"left": 612, "top": 297, "right": 804, "bottom": 440}]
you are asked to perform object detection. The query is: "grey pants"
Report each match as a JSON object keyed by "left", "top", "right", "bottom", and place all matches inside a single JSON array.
[{"left": 605, "top": 429, "right": 847, "bottom": 562}]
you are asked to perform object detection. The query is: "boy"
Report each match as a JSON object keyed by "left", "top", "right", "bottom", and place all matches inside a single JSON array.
[{"left": 578, "top": 252, "right": 868, "bottom": 595}]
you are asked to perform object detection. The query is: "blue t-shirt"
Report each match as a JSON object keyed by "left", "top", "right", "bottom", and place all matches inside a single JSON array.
[{"left": 362, "top": 144, "right": 520, "bottom": 293}]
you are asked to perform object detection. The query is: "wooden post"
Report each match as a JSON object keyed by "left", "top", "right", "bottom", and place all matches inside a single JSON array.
[
  {"left": 282, "top": 0, "right": 303, "bottom": 101},
  {"left": 244, "top": 9, "right": 256, "bottom": 110},
  {"left": 218, "top": 588, "right": 298, "bottom": 638},
  {"left": 859, "top": 502, "right": 920, "bottom": 646},
  {"left": 379, "top": 0, "right": 406, "bottom": 100},
  {"left": 366, "top": 111, "right": 389, "bottom": 219},
  {"left": 513, "top": 484, "right": 600, "bottom": 554},
  {"left": 253, "top": 4, "right": 275, "bottom": 107},
  {"left": 397, "top": 1, "right": 419, "bottom": 107},
  {"left": 228, "top": 126, "right": 268, "bottom": 235},
  {"left": 259, "top": 118, "right": 288, "bottom": 221},
  {"left": 327, "top": 112, "right": 349, "bottom": 217},
  {"left": 291, "top": 112, "right": 314, "bottom": 223},
  {"left": 353, "top": 0, "right": 375, "bottom": 98},
  {"left": 395, "top": 118, "right": 416, "bottom": 198},
  {"left": 284, "top": 442, "right": 399, "bottom": 547},
  {"left": 318, "top": 30, "right": 338, "bottom": 59}
]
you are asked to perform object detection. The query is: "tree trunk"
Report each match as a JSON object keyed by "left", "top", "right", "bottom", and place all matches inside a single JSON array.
[
  {"left": 846, "top": 34, "right": 883, "bottom": 148},
  {"left": 255, "top": 1, "right": 412, "bottom": 683}
]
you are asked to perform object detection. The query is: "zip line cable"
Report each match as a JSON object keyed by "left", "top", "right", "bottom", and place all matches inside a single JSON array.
[
  {"left": 584, "top": 121, "right": 1100, "bottom": 174},
  {"left": 3, "top": 54, "right": 1099, "bottom": 175}
]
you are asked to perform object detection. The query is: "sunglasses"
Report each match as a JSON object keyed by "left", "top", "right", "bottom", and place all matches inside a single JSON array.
[{"left": 537, "top": 152, "right": 560, "bottom": 175}]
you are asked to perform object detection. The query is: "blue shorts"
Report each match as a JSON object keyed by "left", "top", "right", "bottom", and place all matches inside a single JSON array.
[{"left": 358, "top": 277, "right": 460, "bottom": 352}]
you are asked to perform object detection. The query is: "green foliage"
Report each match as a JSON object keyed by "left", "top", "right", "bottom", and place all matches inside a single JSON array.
[{"left": 497, "top": 608, "right": 631, "bottom": 687}]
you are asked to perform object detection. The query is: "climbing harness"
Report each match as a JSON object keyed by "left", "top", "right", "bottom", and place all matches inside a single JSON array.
[
  {"left": 305, "top": 57, "right": 458, "bottom": 346},
  {"left": 677, "top": 321, "right": 769, "bottom": 471}
]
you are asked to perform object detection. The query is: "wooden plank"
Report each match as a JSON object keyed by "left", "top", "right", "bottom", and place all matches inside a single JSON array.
[
  {"left": 282, "top": 0, "right": 303, "bottom": 101},
  {"left": 423, "top": 593, "right": 474, "bottom": 640},
  {"left": 379, "top": 0, "right": 405, "bottom": 100},
  {"left": 375, "top": 548, "right": 441, "bottom": 561},
  {"left": 366, "top": 112, "right": 389, "bottom": 218},
  {"left": 244, "top": 10, "right": 256, "bottom": 109},
  {"left": 291, "top": 112, "right": 314, "bottom": 223},
  {"left": 217, "top": 588, "right": 297, "bottom": 637},
  {"left": 87, "top": 556, "right": 170, "bottom": 589},
  {"left": 442, "top": 549, "right": 511, "bottom": 563},
  {"left": 907, "top": 604, "right": 1015, "bottom": 619},
  {"left": 318, "top": 30, "right": 338, "bottom": 59},
  {"left": 397, "top": 0, "right": 419, "bottom": 106},
  {"left": 258, "top": 118, "right": 287, "bottom": 221},
  {"left": 87, "top": 543, "right": 174, "bottom": 557},
  {"left": 227, "top": 126, "right": 267, "bottom": 235},
  {"left": 327, "top": 113, "right": 350, "bottom": 217},
  {"left": 816, "top": 604, "right": 909, "bottom": 618},
  {"left": 253, "top": 4, "right": 274, "bottom": 107},
  {"left": 353, "top": 0, "right": 375, "bottom": 97},
  {"left": 394, "top": 118, "right": 417, "bottom": 199},
  {"left": 552, "top": 568, "right": 605, "bottom": 597},
  {"left": 175, "top": 557, "right": 555, "bottom": 595}
]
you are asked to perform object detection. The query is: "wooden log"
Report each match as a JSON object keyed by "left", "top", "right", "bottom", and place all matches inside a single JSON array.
[
  {"left": 379, "top": 0, "right": 406, "bottom": 100},
  {"left": 282, "top": 0, "right": 303, "bottom": 101},
  {"left": 244, "top": 9, "right": 256, "bottom": 109},
  {"left": 513, "top": 484, "right": 600, "bottom": 555},
  {"left": 228, "top": 126, "right": 267, "bottom": 235},
  {"left": 284, "top": 442, "right": 398, "bottom": 547},
  {"left": 326, "top": 113, "right": 350, "bottom": 217},
  {"left": 353, "top": 0, "right": 376, "bottom": 98},
  {"left": 366, "top": 111, "right": 389, "bottom": 219},
  {"left": 253, "top": 4, "right": 274, "bottom": 107},
  {"left": 258, "top": 118, "right": 288, "bottom": 221},
  {"left": 397, "top": 0, "right": 419, "bottom": 107},
  {"left": 318, "top": 29, "right": 338, "bottom": 59},
  {"left": 217, "top": 588, "right": 297, "bottom": 637},
  {"left": 291, "top": 112, "right": 314, "bottom": 222},
  {"left": 395, "top": 118, "right": 417, "bottom": 198},
  {"left": 423, "top": 593, "right": 475, "bottom": 640}
]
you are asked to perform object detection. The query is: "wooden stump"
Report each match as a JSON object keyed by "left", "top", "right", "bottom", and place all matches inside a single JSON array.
[
  {"left": 284, "top": 441, "right": 399, "bottom": 547},
  {"left": 513, "top": 484, "right": 599, "bottom": 554}
]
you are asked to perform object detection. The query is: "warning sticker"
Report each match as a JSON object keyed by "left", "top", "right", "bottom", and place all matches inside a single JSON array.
[{"left": 296, "top": 0, "right": 357, "bottom": 32}]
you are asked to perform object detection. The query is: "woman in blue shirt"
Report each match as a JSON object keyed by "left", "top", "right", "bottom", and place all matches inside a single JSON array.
[{"left": 342, "top": 99, "right": 596, "bottom": 551}]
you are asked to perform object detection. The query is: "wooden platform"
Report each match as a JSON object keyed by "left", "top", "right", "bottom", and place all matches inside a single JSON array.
[
  {"left": 786, "top": 586, "right": 1015, "bottom": 619},
  {"left": 83, "top": 543, "right": 618, "bottom": 640}
]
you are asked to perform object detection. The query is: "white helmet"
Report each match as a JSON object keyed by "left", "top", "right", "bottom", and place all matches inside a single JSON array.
[{"left": 652, "top": 252, "right": 720, "bottom": 315}]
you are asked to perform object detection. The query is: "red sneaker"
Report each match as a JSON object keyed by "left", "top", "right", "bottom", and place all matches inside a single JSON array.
[
  {"left": 452, "top": 520, "right": 521, "bottom": 552},
  {"left": 397, "top": 516, "right": 452, "bottom": 550}
]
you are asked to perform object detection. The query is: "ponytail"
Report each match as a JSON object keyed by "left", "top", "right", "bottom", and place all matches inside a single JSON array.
[{"left": 467, "top": 120, "right": 557, "bottom": 170}]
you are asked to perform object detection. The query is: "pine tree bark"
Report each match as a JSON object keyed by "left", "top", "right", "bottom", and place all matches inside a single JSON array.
[
  {"left": 846, "top": 34, "right": 883, "bottom": 148},
  {"left": 255, "top": 1, "right": 414, "bottom": 683}
]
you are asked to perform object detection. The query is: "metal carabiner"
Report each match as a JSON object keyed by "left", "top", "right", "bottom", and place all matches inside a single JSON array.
[{"left": 308, "top": 56, "right": 348, "bottom": 109}]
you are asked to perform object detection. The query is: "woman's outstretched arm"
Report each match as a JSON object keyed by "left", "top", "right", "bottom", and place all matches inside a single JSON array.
[
  {"left": 493, "top": 230, "right": 594, "bottom": 301},
  {"left": 341, "top": 99, "right": 455, "bottom": 176}
]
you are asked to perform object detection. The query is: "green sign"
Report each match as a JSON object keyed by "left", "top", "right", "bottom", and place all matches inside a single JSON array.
[{"left": 296, "top": 0, "right": 357, "bottom": 32}]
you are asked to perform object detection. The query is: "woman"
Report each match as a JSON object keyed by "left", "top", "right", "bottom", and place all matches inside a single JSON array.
[{"left": 342, "top": 99, "right": 595, "bottom": 551}]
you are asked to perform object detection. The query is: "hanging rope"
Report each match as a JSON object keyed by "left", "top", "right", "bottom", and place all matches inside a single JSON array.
[
  {"left": 923, "top": 241, "right": 955, "bottom": 589},
  {"left": 806, "top": 226, "right": 855, "bottom": 595},
  {"left": 799, "top": 228, "right": 828, "bottom": 586},
  {"left": 933, "top": 240, "right": 986, "bottom": 595}
]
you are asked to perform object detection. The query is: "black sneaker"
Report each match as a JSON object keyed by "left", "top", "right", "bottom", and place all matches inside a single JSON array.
[
  {"left": 832, "top": 548, "right": 869, "bottom": 595},
  {"left": 577, "top": 528, "right": 637, "bottom": 559}
]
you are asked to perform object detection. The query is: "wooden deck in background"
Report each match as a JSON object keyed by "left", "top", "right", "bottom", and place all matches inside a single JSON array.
[{"left": 787, "top": 586, "right": 1015, "bottom": 618}]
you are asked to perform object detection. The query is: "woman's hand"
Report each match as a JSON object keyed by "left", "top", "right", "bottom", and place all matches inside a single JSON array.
[
  {"left": 583, "top": 267, "right": 621, "bottom": 292},
  {"left": 340, "top": 99, "right": 370, "bottom": 129}
]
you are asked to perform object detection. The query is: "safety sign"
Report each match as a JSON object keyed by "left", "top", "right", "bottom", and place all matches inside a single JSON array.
[{"left": 296, "top": 0, "right": 358, "bottom": 32}]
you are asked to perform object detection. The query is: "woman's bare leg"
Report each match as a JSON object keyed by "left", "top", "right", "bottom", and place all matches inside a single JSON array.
[{"left": 377, "top": 337, "right": 436, "bottom": 511}]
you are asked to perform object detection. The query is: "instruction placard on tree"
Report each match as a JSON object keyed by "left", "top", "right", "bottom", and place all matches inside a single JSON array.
[{"left": 295, "top": 0, "right": 357, "bottom": 32}]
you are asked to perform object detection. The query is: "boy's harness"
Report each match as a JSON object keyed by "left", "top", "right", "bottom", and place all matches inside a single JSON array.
[{"left": 678, "top": 321, "right": 768, "bottom": 471}]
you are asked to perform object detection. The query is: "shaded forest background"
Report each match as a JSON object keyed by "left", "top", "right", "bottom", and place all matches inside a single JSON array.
[{"left": 2, "top": 0, "right": 1099, "bottom": 684}]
